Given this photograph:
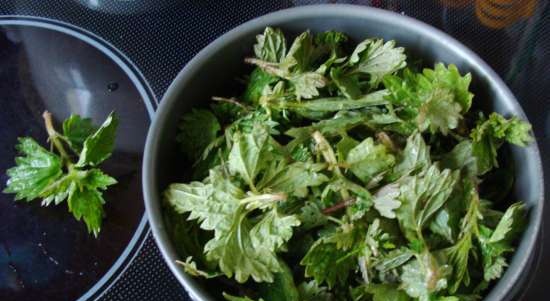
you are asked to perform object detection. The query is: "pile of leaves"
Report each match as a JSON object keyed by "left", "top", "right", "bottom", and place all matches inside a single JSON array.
[
  {"left": 4, "top": 111, "right": 118, "bottom": 237},
  {"left": 164, "top": 27, "right": 533, "bottom": 301}
]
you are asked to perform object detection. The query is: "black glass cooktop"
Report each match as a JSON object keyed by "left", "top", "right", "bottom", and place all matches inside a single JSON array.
[
  {"left": 0, "top": 1, "right": 548, "bottom": 300},
  {"left": 0, "top": 20, "right": 154, "bottom": 301}
]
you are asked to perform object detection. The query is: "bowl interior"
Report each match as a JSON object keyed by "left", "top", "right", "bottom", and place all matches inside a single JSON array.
[{"left": 144, "top": 6, "right": 543, "bottom": 301}]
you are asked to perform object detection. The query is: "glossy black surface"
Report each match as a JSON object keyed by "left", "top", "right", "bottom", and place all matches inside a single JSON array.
[
  {"left": 0, "top": 24, "right": 151, "bottom": 301},
  {"left": 0, "top": 1, "right": 547, "bottom": 301}
]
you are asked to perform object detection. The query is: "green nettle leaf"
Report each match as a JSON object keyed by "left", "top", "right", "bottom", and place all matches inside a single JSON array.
[
  {"left": 471, "top": 133, "right": 498, "bottom": 176},
  {"left": 382, "top": 64, "right": 472, "bottom": 135},
  {"left": 168, "top": 167, "right": 300, "bottom": 283},
  {"left": 41, "top": 168, "right": 116, "bottom": 207},
  {"left": 382, "top": 70, "right": 422, "bottom": 109},
  {"left": 349, "top": 39, "right": 407, "bottom": 86},
  {"left": 176, "top": 109, "right": 221, "bottom": 163},
  {"left": 415, "top": 167, "right": 459, "bottom": 225},
  {"left": 57, "top": 169, "right": 116, "bottom": 236},
  {"left": 299, "top": 201, "right": 328, "bottom": 230},
  {"left": 67, "top": 183, "right": 104, "bottom": 236},
  {"left": 166, "top": 182, "right": 216, "bottom": 224},
  {"left": 210, "top": 101, "right": 246, "bottom": 125},
  {"left": 228, "top": 124, "right": 269, "bottom": 189},
  {"left": 281, "top": 31, "right": 314, "bottom": 72},
  {"left": 76, "top": 112, "right": 119, "bottom": 167},
  {"left": 336, "top": 135, "right": 359, "bottom": 162},
  {"left": 257, "top": 161, "right": 329, "bottom": 196},
  {"left": 243, "top": 68, "right": 279, "bottom": 104},
  {"left": 4, "top": 138, "right": 63, "bottom": 201},
  {"left": 501, "top": 120, "right": 533, "bottom": 147},
  {"left": 68, "top": 182, "right": 105, "bottom": 236},
  {"left": 441, "top": 140, "right": 478, "bottom": 177},
  {"left": 330, "top": 67, "right": 361, "bottom": 99},
  {"left": 250, "top": 31, "right": 315, "bottom": 78},
  {"left": 478, "top": 228, "right": 511, "bottom": 282},
  {"left": 489, "top": 202, "right": 525, "bottom": 243},
  {"left": 85, "top": 168, "right": 118, "bottom": 189},
  {"left": 316, "top": 55, "right": 344, "bottom": 75},
  {"left": 276, "top": 90, "right": 388, "bottom": 118},
  {"left": 400, "top": 252, "right": 450, "bottom": 301},
  {"left": 373, "top": 183, "right": 401, "bottom": 219},
  {"left": 165, "top": 208, "right": 215, "bottom": 271},
  {"left": 374, "top": 247, "right": 414, "bottom": 272},
  {"left": 290, "top": 72, "right": 327, "bottom": 100},
  {"left": 396, "top": 165, "right": 458, "bottom": 241},
  {"left": 205, "top": 206, "right": 299, "bottom": 283},
  {"left": 471, "top": 113, "right": 533, "bottom": 174},
  {"left": 204, "top": 207, "right": 278, "bottom": 283},
  {"left": 62, "top": 114, "right": 97, "bottom": 152},
  {"left": 443, "top": 182, "right": 480, "bottom": 292},
  {"left": 346, "top": 137, "right": 395, "bottom": 183},
  {"left": 297, "top": 280, "right": 333, "bottom": 301},
  {"left": 422, "top": 63, "right": 473, "bottom": 112},
  {"left": 230, "top": 110, "right": 279, "bottom": 135},
  {"left": 254, "top": 27, "right": 287, "bottom": 63},
  {"left": 250, "top": 209, "right": 301, "bottom": 252},
  {"left": 301, "top": 235, "right": 356, "bottom": 288},
  {"left": 429, "top": 208, "right": 455, "bottom": 243},
  {"left": 445, "top": 232, "right": 473, "bottom": 292},
  {"left": 326, "top": 222, "right": 362, "bottom": 251},
  {"left": 483, "top": 255, "right": 508, "bottom": 281},
  {"left": 416, "top": 88, "right": 462, "bottom": 135},
  {"left": 391, "top": 132, "right": 431, "bottom": 179},
  {"left": 165, "top": 168, "right": 242, "bottom": 234},
  {"left": 284, "top": 111, "right": 365, "bottom": 145},
  {"left": 311, "top": 131, "right": 339, "bottom": 172},
  {"left": 314, "top": 30, "right": 348, "bottom": 50},
  {"left": 40, "top": 172, "right": 75, "bottom": 206},
  {"left": 247, "top": 31, "right": 315, "bottom": 80},
  {"left": 314, "top": 30, "right": 348, "bottom": 72},
  {"left": 477, "top": 202, "right": 525, "bottom": 282},
  {"left": 290, "top": 144, "right": 313, "bottom": 162}
]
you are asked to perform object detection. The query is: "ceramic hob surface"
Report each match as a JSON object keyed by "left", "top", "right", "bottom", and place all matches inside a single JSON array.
[{"left": 0, "top": 1, "right": 548, "bottom": 300}]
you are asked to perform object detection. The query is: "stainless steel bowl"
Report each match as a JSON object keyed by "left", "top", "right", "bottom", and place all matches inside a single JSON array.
[{"left": 143, "top": 5, "right": 544, "bottom": 301}]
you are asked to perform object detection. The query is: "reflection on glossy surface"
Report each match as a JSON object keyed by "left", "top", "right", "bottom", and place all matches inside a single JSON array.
[
  {"left": 75, "top": 0, "right": 173, "bottom": 14},
  {"left": 0, "top": 24, "right": 150, "bottom": 301}
]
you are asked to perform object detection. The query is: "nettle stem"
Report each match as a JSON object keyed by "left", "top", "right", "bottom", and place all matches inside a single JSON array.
[
  {"left": 42, "top": 111, "right": 72, "bottom": 165},
  {"left": 244, "top": 57, "right": 283, "bottom": 76},
  {"left": 322, "top": 197, "right": 356, "bottom": 215},
  {"left": 211, "top": 96, "right": 249, "bottom": 110},
  {"left": 312, "top": 131, "right": 350, "bottom": 199}
]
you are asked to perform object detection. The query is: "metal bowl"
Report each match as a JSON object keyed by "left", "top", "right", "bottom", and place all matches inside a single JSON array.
[{"left": 143, "top": 5, "right": 544, "bottom": 301}]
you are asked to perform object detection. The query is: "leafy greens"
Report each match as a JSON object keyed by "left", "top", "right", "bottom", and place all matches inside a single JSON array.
[
  {"left": 165, "top": 27, "right": 533, "bottom": 301},
  {"left": 4, "top": 111, "right": 118, "bottom": 237}
]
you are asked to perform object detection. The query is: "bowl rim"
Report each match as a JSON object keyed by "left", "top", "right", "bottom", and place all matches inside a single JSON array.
[{"left": 143, "top": 4, "right": 544, "bottom": 301}]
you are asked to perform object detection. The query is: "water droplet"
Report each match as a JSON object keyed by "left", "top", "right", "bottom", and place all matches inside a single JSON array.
[
  {"left": 8, "top": 262, "right": 25, "bottom": 289},
  {"left": 107, "top": 82, "right": 119, "bottom": 92}
]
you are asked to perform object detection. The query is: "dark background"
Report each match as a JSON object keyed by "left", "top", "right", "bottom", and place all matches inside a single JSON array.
[{"left": 0, "top": 0, "right": 548, "bottom": 300}]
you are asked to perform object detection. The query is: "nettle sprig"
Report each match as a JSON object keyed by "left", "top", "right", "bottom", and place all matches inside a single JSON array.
[{"left": 4, "top": 111, "right": 119, "bottom": 237}]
